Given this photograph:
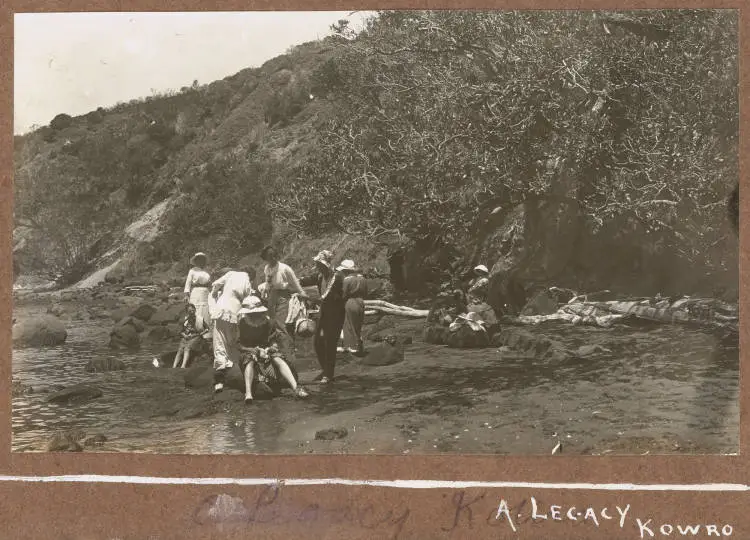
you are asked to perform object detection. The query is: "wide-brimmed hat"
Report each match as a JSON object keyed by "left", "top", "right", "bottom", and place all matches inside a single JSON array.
[
  {"left": 190, "top": 252, "right": 208, "bottom": 266},
  {"left": 473, "top": 264, "right": 489, "bottom": 275},
  {"left": 313, "top": 250, "right": 333, "bottom": 268},
  {"left": 336, "top": 259, "right": 359, "bottom": 272},
  {"left": 238, "top": 295, "right": 268, "bottom": 315}
]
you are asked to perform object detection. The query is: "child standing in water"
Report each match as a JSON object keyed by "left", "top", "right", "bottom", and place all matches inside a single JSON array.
[{"left": 173, "top": 303, "right": 204, "bottom": 368}]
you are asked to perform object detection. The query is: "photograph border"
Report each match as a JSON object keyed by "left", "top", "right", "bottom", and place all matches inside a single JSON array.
[{"left": 1, "top": 0, "right": 747, "bottom": 537}]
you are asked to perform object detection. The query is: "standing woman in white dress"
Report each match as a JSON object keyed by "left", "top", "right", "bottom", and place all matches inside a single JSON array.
[{"left": 184, "top": 252, "right": 212, "bottom": 334}]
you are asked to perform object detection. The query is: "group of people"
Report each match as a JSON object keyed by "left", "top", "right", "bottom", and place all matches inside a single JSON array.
[{"left": 176, "top": 247, "right": 369, "bottom": 404}]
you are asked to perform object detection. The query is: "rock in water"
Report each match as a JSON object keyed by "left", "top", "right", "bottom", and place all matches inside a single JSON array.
[
  {"left": 150, "top": 303, "right": 185, "bottom": 325},
  {"left": 315, "top": 428, "right": 349, "bottom": 440},
  {"left": 84, "top": 358, "right": 126, "bottom": 373},
  {"left": 12, "top": 315, "right": 67, "bottom": 348},
  {"left": 11, "top": 380, "right": 33, "bottom": 397},
  {"left": 109, "top": 322, "right": 140, "bottom": 350},
  {"left": 361, "top": 342, "right": 404, "bottom": 366},
  {"left": 47, "top": 429, "right": 86, "bottom": 452},
  {"left": 130, "top": 303, "right": 157, "bottom": 322},
  {"left": 84, "top": 434, "right": 108, "bottom": 447},
  {"left": 184, "top": 364, "right": 247, "bottom": 392},
  {"left": 46, "top": 384, "right": 103, "bottom": 405}
]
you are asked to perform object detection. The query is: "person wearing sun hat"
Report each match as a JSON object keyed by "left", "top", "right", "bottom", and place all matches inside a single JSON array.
[
  {"left": 338, "top": 259, "right": 368, "bottom": 355},
  {"left": 299, "top": 250, "right": 335, "bottom": 295},
  {"left": 237, "top": 295, "right": 308, "bottom": 403},
  {"left": 467, "top": 263, "right": 490, "bottom": 305},
  {"left": 183, "top": 252, "right": 212, "bottom": 333},
  {"left": 308, "top": 255, "right": 346, "bottom": 384}
]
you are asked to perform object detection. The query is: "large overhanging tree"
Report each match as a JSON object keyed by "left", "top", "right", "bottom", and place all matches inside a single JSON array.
[{"left": 271, "top": 9, "right": 737, "bottom": 276}]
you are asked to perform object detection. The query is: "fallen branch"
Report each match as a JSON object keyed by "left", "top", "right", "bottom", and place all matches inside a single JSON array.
[{"left": 364, "top": 299, "right": 429, "bottom": 318}]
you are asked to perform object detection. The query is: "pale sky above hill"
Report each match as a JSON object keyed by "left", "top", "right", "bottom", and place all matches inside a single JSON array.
[{"left": 14, "top": 11, "right": 374, "bottom": 134}]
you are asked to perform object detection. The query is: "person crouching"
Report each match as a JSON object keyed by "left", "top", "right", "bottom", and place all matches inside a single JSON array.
[{"left": 237, "top": 295, "right": 309, "bottom": 404}]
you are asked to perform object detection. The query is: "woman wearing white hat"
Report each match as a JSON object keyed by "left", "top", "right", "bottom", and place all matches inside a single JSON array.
[
  {"left": 467, "top": 264, "right": 490, "bottom": 305},
  {"left": 339, "top": 259, "right": 368, "bottom": 355},
  {"left": 183, "top": 252, "right": 212, "bottom": 333},
  {"left": 237, "top": 295, "right": 308, "bottom": 404},
  {"left": 313, "top": 259, "right": 346, "bottom": 384}
]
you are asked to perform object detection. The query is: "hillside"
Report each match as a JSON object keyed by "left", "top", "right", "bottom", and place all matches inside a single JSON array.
[{"left": 13, "top": 10, "right": 739, "bottom": 304}]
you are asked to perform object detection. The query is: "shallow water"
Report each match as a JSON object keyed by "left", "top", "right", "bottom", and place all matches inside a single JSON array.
[{"left": 12, "top": 318, "right": 739, "bottom": 455}]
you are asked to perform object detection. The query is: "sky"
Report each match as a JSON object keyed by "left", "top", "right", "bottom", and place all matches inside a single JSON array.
[{"left": 14, "top": 11, "right": 374, "bottom": 134}]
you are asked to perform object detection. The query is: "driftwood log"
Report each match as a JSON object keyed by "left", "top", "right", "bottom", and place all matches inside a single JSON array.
[{"left": 364, "top": 300, "right": 429, "bottom": 318}]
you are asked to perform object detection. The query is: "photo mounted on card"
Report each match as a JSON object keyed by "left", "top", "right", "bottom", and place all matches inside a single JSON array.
[{"left": 12, "top": 9, "right": 739, "bottom": 456}]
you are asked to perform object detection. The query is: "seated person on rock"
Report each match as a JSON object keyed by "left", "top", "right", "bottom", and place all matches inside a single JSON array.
[
  {"left": 237, "top": 295, "right": 309, "bottom": 404},
  {"left": 424, "top": 287, "right": 468, "bottom": 345},
  {"left": 173, "top": 303, "right": 205, "bottom": 369},
  {"left": 467, "top": 265, "right": 490, "bottom": 304}
]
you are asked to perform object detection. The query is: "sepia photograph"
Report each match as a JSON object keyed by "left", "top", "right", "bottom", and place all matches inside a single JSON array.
[{"left": 12, "top": 9, "right": 739, "bottom": 456}]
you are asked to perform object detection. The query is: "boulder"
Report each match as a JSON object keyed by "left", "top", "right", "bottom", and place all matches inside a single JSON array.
[
  {"left": 487, "top": 272, "right": 527, "bottom": 317},
  {"left": 11, "top": 380, "right": 33, "bottom": 397},
  {"left": 520, "top": 288, "right": 575, "bottom": 316},
  {"left": 109, "top": 308, "right": 130, "bottom": 322},
  {"left": 492, "top": 327, "right": 571, "bottom": 361},
  {"left": 47, "top": 384, "right": 103, "bottom": 405},
  {"left": 361, "top": 341, "right": 404, "bottom": 366},
  {"left": 315, "top": 428, "right": 349, "bottom": 441},
  {"left": 150, "top": 303, "right": 185, "bottom": 325},
  {"left": 146, "top": 326, "right": 176, "bottom": 342},
  {"left": 84, "top": 358, "right": 126, "bottom": 373},
  {"left": 83, "top": 434, "right": 107, "bottom": 447},
  {"left": 184, "top": 364, "right": 246, "bottom": 392},
  {"left": 46, "top": 303, "right": 66, "bottom": 317},
  {"left": 445, "top": 325, "right": 491, "bottom": 349},
  {"left": 109, "top": 323, "right": 140, "bottom": 350},
  {"left": 423, "top": 325, "right": 449, "bottom": 345},
  {"left": 467, "top": 302, "right": 498, "bottom": 325},
  {"left": 12, "top": 315, "right": 67, "bottom": 348},
  {"left": 131, "top": 303, "right": 157, "bottom": 322},
  {"left": 47, "top": 430, "right": 85, "bottom": 452},
  {"left": 115, "top": 315, "right": 145, "bottom": 332}
]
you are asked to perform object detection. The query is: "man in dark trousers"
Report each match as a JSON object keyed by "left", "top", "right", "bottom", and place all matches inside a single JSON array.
[{"left": 301, "top": 250, "right": 345, "bottom": 385}]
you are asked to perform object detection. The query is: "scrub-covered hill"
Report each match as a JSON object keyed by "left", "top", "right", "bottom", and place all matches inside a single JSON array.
[{"left": 13, "top": 10, "right": 739, "bottom": 303}]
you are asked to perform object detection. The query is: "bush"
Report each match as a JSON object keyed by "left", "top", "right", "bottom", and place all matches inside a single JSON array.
[
  {"left": 154, "top": 157, "right": 273, "bottom": 262},
  {"left": 50, "top": 113, "right": 73, "bottom": 131}
]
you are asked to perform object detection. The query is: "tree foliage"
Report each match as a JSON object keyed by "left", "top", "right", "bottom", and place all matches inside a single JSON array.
[{"left": 272, "top": 10, "right": 738, "bottom": 281}]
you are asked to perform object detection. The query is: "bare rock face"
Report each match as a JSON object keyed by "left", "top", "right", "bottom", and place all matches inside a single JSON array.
[{"left": 12, "top": 315, "right": 67, "bottom": 348}]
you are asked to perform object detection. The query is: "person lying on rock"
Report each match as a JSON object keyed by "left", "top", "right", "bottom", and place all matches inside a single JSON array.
[
  {"left": 237, "top": 295, "right": 309, "bottom": 404},
  {"left": 173, "top": 303, "right": 204, "bottom": 369}
]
